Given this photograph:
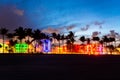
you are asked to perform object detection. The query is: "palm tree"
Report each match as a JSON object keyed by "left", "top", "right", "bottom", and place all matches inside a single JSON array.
[
  {"left": 25, "top": 28, "right": 33, "bottom": 53},
  {"left": 92, "top": 36, "right": 100, "bottom": 54},
  {"left": 102, "top": 36, "right": 109, "bottom": 46},
  {"left": 0, "top": 27, "right": 8, "bottom": 53},
  {"left": 108, "top": 37, "right": 115, "bottom": 54},
  {"left": 7, "top": 33, "right": 14, "bottom": 39},
  {"left": 6, "top": 33, "right": 15, "bottom": 53},
  {"left": 52, "top": 33, "right": 57, "bottom": 46},
  {"left": 51, "top": 33, "right": 57, "bottom": 53},
  {"left": 79, "top": 36, "right": 86, "bottom": 45},
  {"left": 14, "top": 27, "right": 26, "bottom": 43},
  {"left": 86, "top": 38, "right": 91, "bottom": 44},
  {"left": 79, "top": 36, "right": 86, "bottom": 54},
  {"left": 8, "top": 40, "right": 17, "bottom": 53},
  {"left": 60, "top": 34, "right": 67, "bottom": 52},
  {"left": 109, "top": 37, "right": 115, "bottom": 46},
  {"left": 66, "top": 39, "right": 71, "bottom": 52},
  {"left": 102, "top": 36, "right": 110, "bottom": 54},
  {"left": 31, "top": 29, "right": 42, "bottom": 53},
  {"left": 14, "top": 27, "right": 26, "bottom": 53},
  {"left": 92, "top": 36, "right": 100, "bottom": 43},
  {"left": 67, "top": 31, "right": 75, "bottom": 53},
  {"left": 56, "top": 34, "right": 61, "bottom": 53},
  {"left": 68, "top": 31, "right": 74, "bottom": 39},
  {"left": 70, "top": 37, "right": 76, "bottom": 52},
  {"left": 61, "top": 34, "right": 65, "bottom": 45}
]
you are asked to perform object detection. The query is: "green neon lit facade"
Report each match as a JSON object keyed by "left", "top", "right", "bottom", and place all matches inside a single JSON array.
[{"left": 15, "top": 43, "right": 28, "bottom": 53}]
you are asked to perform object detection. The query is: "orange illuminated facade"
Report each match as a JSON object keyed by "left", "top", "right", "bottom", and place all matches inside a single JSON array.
[{"left": 0, "top": 40, "right": 120, "bottom": 55}]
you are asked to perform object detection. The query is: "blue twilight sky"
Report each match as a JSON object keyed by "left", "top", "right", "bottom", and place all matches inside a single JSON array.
[{"left": 0, "top": 0, "right": 120, "bottom": 36}]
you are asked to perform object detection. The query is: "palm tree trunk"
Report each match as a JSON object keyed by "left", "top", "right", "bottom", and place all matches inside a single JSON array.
[
  {"left": 59, "top": 40, "right": 60, "bottom": 54},
  {"left": 3, "top": 35, "right": 4, "bottom": 53},
  {"left": 70, "top": 43, "right": 72, "bottom": 53},
  {"left": 20, "top": 40, "right": 22, "bottom": 53},
  {"left": 114, "top": 41, "right": 116, "bottom": 48},
  {"left": 62, "top": 39, "right": 64, "bottom": 53},
  {"left": 54, "top": 38, "right": 55, "bottom": 53},
  {"left": 34, "top": 41, "right": 36, "bottom": 53},
  {"left": 28, "top": 36, "right": 30, "bottom": 53}
]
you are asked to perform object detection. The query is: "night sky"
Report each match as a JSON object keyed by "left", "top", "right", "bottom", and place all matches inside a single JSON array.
[{"left": 0, "top": 0, "right": 120, "bottom": 36}]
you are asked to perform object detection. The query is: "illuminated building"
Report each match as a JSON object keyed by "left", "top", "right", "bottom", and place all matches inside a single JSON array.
[
  {"left": 15, "top": 43, "right": 28, "bottom": 53},
  {"left": 41, "top": 39, "right": 51, "bottom": 53},
  {"left": 0, "top": 43, "right": 9, "bottom": 53}
]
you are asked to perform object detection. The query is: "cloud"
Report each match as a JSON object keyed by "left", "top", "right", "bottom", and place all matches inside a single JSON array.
[
  {"left": 107, "top": 30, "right": 119, "bottom": 38},
  {"left": 80, "top": 24, "right": 90, "bottom": 31},
  {"left": 66, "top": 24, "right": 76, "bottom": 31},
  {"left": 13, "top": 7, "right": 24, "bottom": 16},
  {"left": 42, "top": 27, "right": 61, "bottom": 34},
  {"left": 0, "top": 5, "right": 32, "bottom": 31},
  {"left": 92, "top": 31, "right": 101, "bottom": 37},
  {"left": 93, "top": 21, "right": 105, "bottom": 29}
]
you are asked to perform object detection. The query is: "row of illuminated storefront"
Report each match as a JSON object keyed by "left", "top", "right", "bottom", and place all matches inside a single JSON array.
[{"left": 0, "top": 39, "right": 120, "bottom": 55}]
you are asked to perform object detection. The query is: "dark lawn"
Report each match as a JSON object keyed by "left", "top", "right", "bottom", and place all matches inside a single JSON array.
[{"left": 0, "top": 54, "right": 120, "bottom": 80}]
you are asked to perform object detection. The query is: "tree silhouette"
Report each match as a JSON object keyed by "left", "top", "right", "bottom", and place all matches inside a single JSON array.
[
  {"left": 52, "top": 33, "right": 57, "bottom": 46},
  {"left": 92, "top": 37, "right": 100, "bottom": 42},
  {"left": 66, "top": 39, "right": 71, "bottom": 52},
  {"left": 86, "top": 38, "right": 91, "bottom": 44},
  {"left": 70, "top": 37, "right": 76, "bottom": 52},
  {"left": 102, "top": 36, "right": 110, "bottom": 53},
  {"left": 25, "top": 28, "right": 33, "bottom": 53},
  {"left": 0, "top": 27, "right": 8, "bottom": 53},
  {"left": 61, "top": 34, "right": 65, "bottom": 45},
  {"left": 108, "top": 37, "right": 115, "bottom": 54},
  {"left": 14, "top": 27, "right": 26, "bottom": 53},
  {"left": 56, "top": 34, "right": 61, "bottom": 53},
  {"left": 31, "top": 29, "right": 47, "bottom": 53},
  {"left": 6, "top": 33, "right": 15, "bottom": 53},
  {"left": 67, "top": 31, "right": 75, "bottom": 52},
  {"left": 79, "top": 36, "right": 86, "bottom": 44},
  {"left": 8, "top": 40, "right": 17, "bottom": 53},
  {"left": 14, "top": 27, "right": 26, "bottom": 42},
  {"left": 102, "top": 36, "right": 109, "bottom": 46}
]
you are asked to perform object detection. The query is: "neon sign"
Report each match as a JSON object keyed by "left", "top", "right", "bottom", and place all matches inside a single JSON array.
[
  {"left": 41, "top": 39, "right": 51, "bottom": 53},
  {"left": 15, "top": 43, "right": 28, "bottom": 53}
]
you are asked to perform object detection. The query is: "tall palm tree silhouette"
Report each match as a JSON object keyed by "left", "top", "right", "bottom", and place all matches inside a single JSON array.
[
  {"left": 61, "top": 34, "right": 65, "bottom": 45},
  {"left": 102, "top": 36, "right": 109, "bottom": 46},
  {"left": 79, "top": 36, "right": 86, "bottom": 45},
  {"left": 92, "top": 36, "right": 100, "bottom": 54},
  {"left": 86, "top": 38, "right": 91, "bottom": 44},
  {"left": 25, "top": 28, "right": 33, "bottom": 53},
  {"left": 102, "top": 36, "right": 110, "bottom": 53},
  {"left": 14, "top": 27, "right": 26, "bottom": 42},
  {"left": 79, "top": 36, "right": 86, "bottom": 53},
  {"left": 8, "top": 40, "right": 17, "bottom": 53},
  {"left": 52, "top": 32, "right": 57, "bottom": 46},
  {"left": 66, "top": 39, "right": 71, "bottom": 52},
  {"left": 67, "top": 31, "right": 75, "bottom": 53},
  {"left": 92, "top": 36, "right": 100, "bottom": 43},
  {"left": 108, "top": 37, "right": 115, "bottom": 54},
  {"left": 56, "top": 34, "right": 61, "bottom": 53},
  {"left": 14, "top": 27, "right": 26, "bottom": 53},
  {"left": 0, "top": 27, "right": 8, "bottom": 53},
  {"left": 31, "top": 29, "right": 41, "bottom": 53},
  {"left": 7, "top": 33, "right": 15, "bottom": 53},
  {"left": 70, "top": 37, "right": 76, "bottom": 52}
]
